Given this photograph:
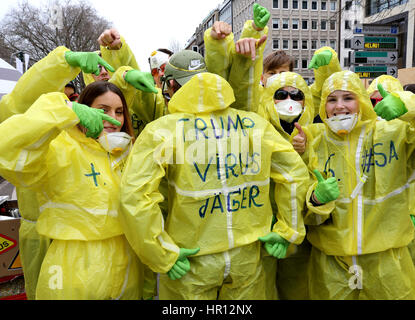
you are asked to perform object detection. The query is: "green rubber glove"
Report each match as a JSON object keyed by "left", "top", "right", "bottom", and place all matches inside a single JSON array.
[
  {"left": 124, "top": 70, "right": 158, "bottom": 94},
  {"left": 308, "top": 49, "right": 333, "bottom": 70},
  {"left": 374, "top": 83, "right": 408, "bottom": 121},
  {"left": 258, "top": 232, "right": 289, "bottom": 259},
  {"left": 253, "top": 3, "right": 270, "bottom": 29},
  {"left": 65, "top": 51, "right": 115, "bottom": 76},
  {"left": 411, "top": 215, "right": 415, "bottom": 228},
  {"left": 71, "top": 102, "right": 121, "bottom": 139},
  {"left": 167, "top": 247, "right": 200, "bottom": 280},
  {"left": 313, "top": 169, "right": 340, "bottom": 204}
]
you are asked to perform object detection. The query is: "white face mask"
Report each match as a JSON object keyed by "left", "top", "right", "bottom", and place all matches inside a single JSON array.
[
  {"left": 274, "top": 99, "right": 303, "bottom": 123},
  {"left": 326, "top": 113, "right": 358, "bottom": 135},
  {"left": 98, "top": 132, "right": 132, "bottom": 154}
]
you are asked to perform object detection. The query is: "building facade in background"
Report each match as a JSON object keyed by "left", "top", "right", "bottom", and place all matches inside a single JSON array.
[{"left": 186, "top": 0, "right": 415, "bottom": 84}]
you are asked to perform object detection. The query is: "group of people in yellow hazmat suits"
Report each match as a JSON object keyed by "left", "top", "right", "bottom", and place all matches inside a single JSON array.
[{"left": 1, "top": 2, "right": 415, "bottom": 300}]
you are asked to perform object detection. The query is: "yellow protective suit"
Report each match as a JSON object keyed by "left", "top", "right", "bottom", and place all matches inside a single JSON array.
[
  {"left": 259, "top": 71, "right": 315, "bottom": 300},
  {"left": 308, "top": 47, "right": 342, "bottom": 117},
  {"left": 204, "top": 20, "right": 268, "bottom": 113},
  {"left": 110, "top": 65, "right": 167, "bottom": 299},
  {"left": 0, "top": 46, "right": 81, "bottom": 299},
  {"left": 82, "top": 37, "right": 160, "bottom": 299},
  {"left": 367, "top": 75, "right": 415, "bottom": 266},
  {"left": 0, "top": 92, "right": 143, "bottom": 300},
  {"left": 119, "top": 72, "right": 309, "bottom": 300},
  {"left": 301, "top": 70, "right": 415, "bottom": 299}
]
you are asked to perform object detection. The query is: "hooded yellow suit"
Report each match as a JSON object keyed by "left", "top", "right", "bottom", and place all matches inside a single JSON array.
[
  {"left": 119, "top": 72, "right": 309, "bottom": 299},
  {"left": 0, "top": 92, "right": 143, "bottom": 299},
  {"left": 259, "top": 71, "right": 314, "bottom": 300},
  {"left": 301, "top": 70, "right": 415, "bottom": 299}
]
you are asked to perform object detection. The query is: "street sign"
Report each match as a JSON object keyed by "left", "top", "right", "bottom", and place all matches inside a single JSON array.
[
  {"left": 350, "top": 65, "right": 398, "bottom": 78},
  {"left": 354, "top": 24, "right": 399, "bottom": 35},
  {"left": 351, "top": 51, "right": 398, "bottom": 64},
  {"left": 352, "top": 36, "right": 398, "bottom": 50}
]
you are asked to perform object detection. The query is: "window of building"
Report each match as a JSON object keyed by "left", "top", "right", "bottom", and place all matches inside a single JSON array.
[
  {"left": 302, "top": 59, "right": 308, "bottom": 68},
  {"left": 273, "top": 0, "right": 279, "bottom": 8},
  {"left": 283, "top": 39, "right": 289, "bottom": 49},
  {"left": 292, "top": 39, "right": 299, "bottom": 49},
  {"left": 283, "top": 18, "right": 289, "bottom": 29},
  {"left": 273, "top": 39, "right": 279, "bottom": 50},
  {"left": 283, "top": 0, "right": 289, "bottom": 9},
  {"left": 311, "top": 1, "right": 317, "bottom": 10},
  {"left": 345, "top": 20, "right": 351, "bottom": 29},
  {"left": 294, "top": 60, "right": 299, "bottom": 69},
  {"left": 272, "top": 18, "right": 279, "bottom": 29},
  {"left": 321, "top": 20, "right": 327, "bottom": 30},
  {"left": 321, "top": 39, "right": 327, "bottom": 47},
  {"left": 292, "top": 19, "right": 299, "bottom": 29},
  {"left": 311, "top": 39, "right": 317, "bottom": 49},
  {"left": 330, "top": 40, "right": 336, "bottom": 49},
  {"left": 330, "top": 20, "right": 336, "bottom": 30},
  {"left": 344, "top": 39, "right": 351, "bottom": 48},
  {"left": 321, "top": 1, "right": 327, "bottom": 10},
  {"left": 330, "top": 1, "right": 336, "bottom": 11},
  {"left": 312, "top": 20, "right": 318, "bottom": 29},
  {"left": 293, "top": 0, "right": 299, "bottom": 9},
  {"left": 302, "top": 20, "right": 308, "bottom": 29},
  {"left": 365, "top": 0, "right": 407, "bottom": 16},
  {"left": 302, "top": 0, "right": 308, "bottom": 9},
  {"left": 302, "top": 40, "right": 308, "bottom": 49},
  {"left": 345, "top": 0, "right": 352, "bottom": 10}
]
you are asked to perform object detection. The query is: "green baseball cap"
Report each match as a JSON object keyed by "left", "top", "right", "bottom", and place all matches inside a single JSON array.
[{"left": 164, "top": 50, "right": 207, "bottom": 86}]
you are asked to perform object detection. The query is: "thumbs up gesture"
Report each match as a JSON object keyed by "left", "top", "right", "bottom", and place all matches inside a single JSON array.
[
  {"left": 312, "top": 169, "right": 340, "bottom": 204},
  {"left": 167, "top": 247, "right": 200, "bottom": 280},
  {"left": 374, "top": 83, "right": 407, "bottom": 121},
  {"left": 292, "top": 122, "right": 307, "bottom": 154}
]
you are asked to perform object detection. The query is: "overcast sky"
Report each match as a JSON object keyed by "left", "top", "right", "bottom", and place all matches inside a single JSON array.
[{"left": 0, "top": 0, "right": 224, "bottom": 72}]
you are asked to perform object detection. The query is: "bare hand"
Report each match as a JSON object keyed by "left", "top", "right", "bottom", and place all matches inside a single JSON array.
[
  {"left": 98, "top": 28, "right": 122, "bottom": 50},
  {"left": 292, "top": 122, "right": 306, "bottom": 155},
  {"left": 235, "top": 35, "right": 267, "bottom": 61},
  {"left": 211, "top": 21, "right": 232, "bottom": 40}
]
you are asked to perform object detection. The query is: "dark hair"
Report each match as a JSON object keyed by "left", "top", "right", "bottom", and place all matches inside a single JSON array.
[
  {"left": 404, "top": 83, "right": 415, "bottom": 94},
  {"left": 77, "top": 81, "right": 135, "bottom": 141},
  {"left": 65, "top": 82, "right": 76, "bottom": 92},
  {"left": 263, "top": 50, "right": 294, "bottom": 72}
]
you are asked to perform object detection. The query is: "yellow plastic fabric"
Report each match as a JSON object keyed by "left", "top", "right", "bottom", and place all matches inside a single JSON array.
[
  {"left": 0, "top": 92, "right": 143, "bottom": 299},
  {"left": 259, "top": 71, "right": 314, "bottom": 300},
  {"left": 308, "top": 246, "right": 415, "bottom": 299},
  {"left": 309, "top": 46, "right": 342, "bottom": 117},
  {"left": 301, "top": 70, "right": 415, "bottom": 299},
  {"left": 261, "top": 71, "right": 315, "bottom": 140},
  {"left": 204, "top": 20, "right": 268, "bottom": 113},
  {"left": 119, "top": 73, "right": 309, "bottom": 298},
  {"left": 159, "top": 242, "right": 267, "bottom": 300},
  {"left": 0, "top": 46, "right": 81, "bottom": 299},
  {"left": 366, "top": 75, "right": 403, "bottom": 97}
]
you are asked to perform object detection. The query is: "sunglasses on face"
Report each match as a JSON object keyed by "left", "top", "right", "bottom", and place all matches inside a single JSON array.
[
  {"left": 274, "top": 88, "right": 305, "bottom": 101},
  {"left": 371, "top": 97, "right": 383, "bottom": 107}
]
